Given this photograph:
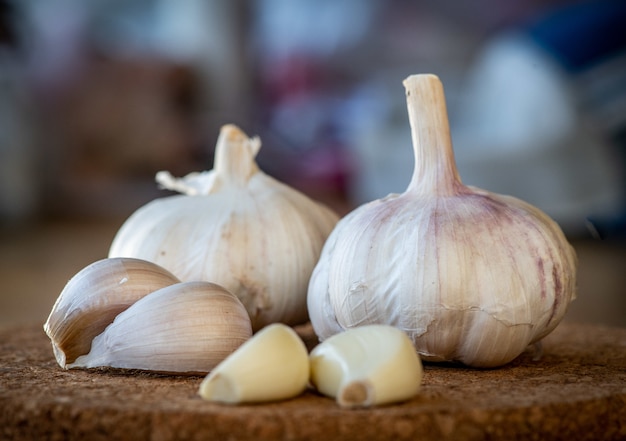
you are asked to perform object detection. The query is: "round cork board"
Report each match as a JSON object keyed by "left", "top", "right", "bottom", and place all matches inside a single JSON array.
[{"left": 1, "top": 322, "right": 625, "bottom": 441}]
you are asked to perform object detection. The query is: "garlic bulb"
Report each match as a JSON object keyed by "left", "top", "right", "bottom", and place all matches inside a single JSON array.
[
  {"left": 109, "top": 124, "right": 339, "bottom": 331},
  {"left": 69, "top": 281, "right": 252, "bottom": 374},
  {"left": 309, "top": 325, "right": 423, "bottom": 408},
  {"left": 44, "top": 257, "right": 180, "bottom": 367},
  {"left": 199, "top": 323, "right": 310, "bottom": 404},
  {"left": 307, "top": 74, "right": 577, "bottom": 368}
]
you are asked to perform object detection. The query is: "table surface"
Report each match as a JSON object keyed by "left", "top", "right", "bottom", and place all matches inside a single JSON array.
[{"left": 1, "top": 322, "right": 625, "bottom": 441}]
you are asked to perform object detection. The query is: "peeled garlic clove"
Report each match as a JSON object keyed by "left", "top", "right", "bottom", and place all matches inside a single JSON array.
[
  {"left": 307, "top": 74, "right": 577, "bottom": 368},
  {"left": 309, "top": 325, "right": 423, "bottom": 408},
  {"left": 68, "top": 281, "right": 252, "bottom": 374},
  {"left": 44, "top": 257, "right": 180, "bottom": 367},
  {"left": 199, "top": 323, "right": 309, "bottom": 404},
  {"left": 109, "top": 124, "right": 339, "bottom": 331}
]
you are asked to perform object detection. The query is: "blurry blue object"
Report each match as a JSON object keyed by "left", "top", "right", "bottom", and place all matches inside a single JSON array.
[
  {"left": 252, "top": 0, "right": 382, "bottom": 59},
  {"left": 527, "top": 0, "right": 626, "bottom": 72},
  {"left": 350, "top": 0, "right": 626, "bottom": 237},
  {"left": 453, "top": 0, "right": 626, "bottom": 237},
  {"left": 527, "top": 0, "right": 626, "bottom": 238}
]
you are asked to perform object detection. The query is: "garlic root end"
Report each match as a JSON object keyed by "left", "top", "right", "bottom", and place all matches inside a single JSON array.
[
  {"left": 338, "top": 380, "right": 374, "bottom": 409},
  {"left": 198, "top": 372, "right": 239, "bottom": 404}
]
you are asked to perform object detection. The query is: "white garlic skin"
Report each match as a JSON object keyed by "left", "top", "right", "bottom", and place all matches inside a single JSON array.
[
  {"left": 109, "top": 125, "right": 339, "bottom": 331},
  {"left": 44, "top": 257, "right": 180, "bottom": 367},
  {"left": 309, "top": 190, "right": 576, "bottom": 368},
  {"left": 69, "top": 281, "right": 252, "bottom": 374},
  {"left": 307, "top": 75, "right": 577, "bottom": 368}
]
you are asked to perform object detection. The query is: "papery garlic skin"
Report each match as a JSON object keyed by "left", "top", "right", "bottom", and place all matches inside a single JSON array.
[
  {"left": 44, "top": 257, "right": 180, "bottom": 367},
  {"left": 309, "top": 325, "right": 423, "bottom": 408},
  {"left": 307, "top": 74, "right": 577, "bottom": 368},
  {"left": 198, "top": 323, "right": 310, "bottom": 404},
  {"left": 69, "top": 281, "right": 252, "bottom": 374},
  {"left": 109, "top": 125, "right": 339, "bottom": 331}
]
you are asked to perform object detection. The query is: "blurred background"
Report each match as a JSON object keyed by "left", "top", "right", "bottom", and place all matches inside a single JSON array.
[{"left": 1, "top": 0, "right": 625, "bottom": 328}]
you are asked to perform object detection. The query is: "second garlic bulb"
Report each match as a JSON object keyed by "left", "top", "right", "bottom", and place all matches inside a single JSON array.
[
  {"left": 109, "top": 125, "right": 339, "bottom": 331},
  {"left": 307, "top": 74, "right": 577, "bottom": 368}
]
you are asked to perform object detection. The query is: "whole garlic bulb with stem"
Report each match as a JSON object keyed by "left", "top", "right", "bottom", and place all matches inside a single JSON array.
[
  {"left": 109, "top": 124, "right": 339, "bottom": 331},
  {"left": 308, "top": 74, "right": 577, "bottom": 368}
]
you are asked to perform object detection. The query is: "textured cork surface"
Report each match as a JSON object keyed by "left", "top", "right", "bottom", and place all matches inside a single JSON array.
[{"left": 1, "top": 322, "right": 625, "bottom": 441}]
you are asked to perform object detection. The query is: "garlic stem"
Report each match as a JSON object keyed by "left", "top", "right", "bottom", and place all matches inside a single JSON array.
[
  {"left": 403, "top": 74, "right": 462, "bottom": 196},
  {"left": 213, "top": 124, "right": 261, "bottom": 187}
]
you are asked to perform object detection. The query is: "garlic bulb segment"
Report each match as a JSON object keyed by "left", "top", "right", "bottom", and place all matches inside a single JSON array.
[
  {"left": 68, "top": 281, "right": 252, "bottom": 374},
  {"left": 109, "top": 124, "right": 339, "bottom": 331},
  {"left": 309, "top": 325, "right": 423, "bottom": 408},
  {"left": 44, "top": 257, "right": 180, "bottom": 368},
  {"left": 307, "top": 74, "right": 577, "bottom": 368},
  {"left": 198, "top": 323, "right": 310, "bottom": 404}
]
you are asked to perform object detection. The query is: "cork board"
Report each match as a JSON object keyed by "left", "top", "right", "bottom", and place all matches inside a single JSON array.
[{"left": 1, "top": 322, "right": 625, "bottom": 440}]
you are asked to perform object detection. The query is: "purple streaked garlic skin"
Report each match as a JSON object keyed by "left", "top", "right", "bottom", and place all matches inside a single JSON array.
[{"left": 307, "top": 74, "right": 577, "bottom": 368}]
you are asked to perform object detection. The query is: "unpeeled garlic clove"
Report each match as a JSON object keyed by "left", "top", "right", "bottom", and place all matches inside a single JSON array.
[
  {"left": 198, "top": 323, "right": 310, "bottom": 404},
  {"left": 68, "top": 281, "right": 252, "bottom": 375},
  {"left": 44, "top": 257, "right": 180, "bottom": 367},
  {"left": 309, "top": 325, "right": 423, "bottom": 408}
]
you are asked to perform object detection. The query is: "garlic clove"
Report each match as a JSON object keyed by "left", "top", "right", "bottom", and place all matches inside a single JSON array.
[
  {"left": 309, "top": 325, "right": 423, "bottom": 408},
  {"left": 109, "top": 124, "right": 339, "bottom": 331},
  {"left": 44, "top": 257, "right": 180, "bottom": 367},
  {"left": 68, "top": 281, "right": 252, "bottom": 375},
  {"left": 198, "top": 323, "right": 310, "bottom": 404}
]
